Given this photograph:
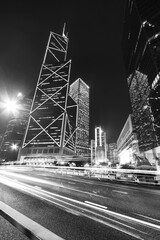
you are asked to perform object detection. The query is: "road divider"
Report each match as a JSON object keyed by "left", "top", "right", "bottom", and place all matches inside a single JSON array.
[{"left": 0, "top": 201, "right": 64, "bottom": 240}]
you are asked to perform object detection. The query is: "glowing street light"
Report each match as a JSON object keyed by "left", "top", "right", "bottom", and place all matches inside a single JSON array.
[
  {"left": 17, "top": 92, "right": 23, "bottom": 99},
  {"left": 11, "top": 143, "right": 18, "bottom": 151},
  {"left": 0, "top": 93, "right": 22, "bottom": 116},
  {"left": 4, "top": 99, "right": 19, "bottom": 114}
]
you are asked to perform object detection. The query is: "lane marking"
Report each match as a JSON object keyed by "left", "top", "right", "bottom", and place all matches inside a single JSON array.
[
  {"left": 68, "top": 182, "right": 75, "bottom": 184},
  {"left": 85, "top": 201, "right": 108, "bottom": 209},
  {"left": 0, "top": 170, "right": 110, "bottom": 200},
  {"left": 34, "top": 186, "right": 42, "bottom": 189},
  {"left": 11, "top": 177, "right": 160, "bottom": 231},
  {"left": 136, "top": 213, "right": 160, "bottom": 224},
  {"left": 0, "top": 178, "right": 143, "bottom": 239},
  {"left": 1, "top": 174, "right": 160, "bottom": 235},
  {"left": 112, "top": 190, "right": 128, "bottom": 194},
  {"left": 0, "top": 176, "right": 151, "bottom": 239}
]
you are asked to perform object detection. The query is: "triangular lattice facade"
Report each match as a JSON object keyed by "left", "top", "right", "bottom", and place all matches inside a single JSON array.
[{"left": 20, "top": 30, "right": 77, "bottom": 158}]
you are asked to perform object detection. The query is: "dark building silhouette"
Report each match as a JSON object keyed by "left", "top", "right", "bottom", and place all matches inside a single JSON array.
[{"left": 122, "top": 0, "right": 160, "bottom": 153}]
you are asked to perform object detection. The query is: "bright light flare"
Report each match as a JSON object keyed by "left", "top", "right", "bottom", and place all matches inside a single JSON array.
[
  {"left": 11, "top": 143, "right": 18, "bottom": 151},
  {"left": 119, "top": 148, "right": 131, "bottom": 165},
  {"left": 4, "top": 99, "right": 18, "bottom": 113},
  {"left": 17, "top": 92, "right": 23, "bottom": 99},
  {"left": 0, "top": 97, "right": 20, "bottom": 116}
]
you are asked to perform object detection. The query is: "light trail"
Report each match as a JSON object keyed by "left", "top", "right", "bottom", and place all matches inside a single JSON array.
[
  {"left": 0, "top": 175, "right": 144, "bottom": 239},
  {"left": 0, "top": 169, "right": 110, "bottom": 200},
  {"left": 0, "top": 175, "right": 160, "bottom": 239},
  {"left": 135, "top": 213, "right": 160, "bottom": 224}
]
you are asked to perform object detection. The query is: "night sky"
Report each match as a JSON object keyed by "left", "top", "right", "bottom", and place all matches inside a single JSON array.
[{"left": 0, "top": 0, "right": 131, "bottom": 143}]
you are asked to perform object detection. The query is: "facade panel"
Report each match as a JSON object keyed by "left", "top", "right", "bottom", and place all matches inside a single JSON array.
[
  {"left": 19, "top": 29, "right": 77, "bottom": 161},
  {"left": 69, "top": 78, "right": 89, "bottom": 156},
  {"left": 122, "top": 0, "right": 160, "bottom": 153}
]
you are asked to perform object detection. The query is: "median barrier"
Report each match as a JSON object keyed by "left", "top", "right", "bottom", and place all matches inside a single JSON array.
[
  {"left": 0, "top": 201, "right": 64, "bottom": 240},
  {"left": 3, "top": 164, "right": 160, "bottom": 185}
]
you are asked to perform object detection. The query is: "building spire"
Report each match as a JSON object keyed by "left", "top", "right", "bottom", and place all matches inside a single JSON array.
[{"left": 62, "top": 23, "right": 68, "bottom": 39}]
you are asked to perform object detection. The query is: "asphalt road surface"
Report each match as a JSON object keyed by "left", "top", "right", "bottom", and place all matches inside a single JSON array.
[{"left": 0, "top": 166, "right": 160, "bottom": 240}]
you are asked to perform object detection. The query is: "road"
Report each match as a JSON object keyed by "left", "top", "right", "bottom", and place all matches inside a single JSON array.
[{"left": 0, "top": 166, "right": 160, "bottom": 240}]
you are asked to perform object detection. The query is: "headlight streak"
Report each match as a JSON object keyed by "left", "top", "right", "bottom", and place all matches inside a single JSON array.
[
  {"left": 0, "top": 170, "right": 108, "bottom": 199},
  {"left": 2, "top": 168, "right": 160, "bottom": 197},
  {"left": 0, "top": 176, "right": 159, "bottom": 240},
  {"left": 0, "top": 176, "right": 144, "bottom": 240},
  {"left": 135, "top": 213, "right": 160, "bottom": 224},
  {"left": 0, "top": 171, "right": 160, "bottom": 229}
]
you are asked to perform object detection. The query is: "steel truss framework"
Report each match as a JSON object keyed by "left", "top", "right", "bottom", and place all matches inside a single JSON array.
[{"left": 22, "top": 30, "right": 77, "bottom": 154}]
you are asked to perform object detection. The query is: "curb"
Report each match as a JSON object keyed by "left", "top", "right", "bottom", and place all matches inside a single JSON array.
[{"left": 0, "top": 201, "right": 64, "bottom": 240}]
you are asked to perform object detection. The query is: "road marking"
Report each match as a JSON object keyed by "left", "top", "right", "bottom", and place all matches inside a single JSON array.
[
  {"left": 68, "top": 181, "right": 75, "bottom": 184},
  {"left": 34, "top": 186, "right": 42, "bottom": 189},
  {"left": 0, "top": 176, "right": 153, "bottom": 239},
  {"left": 0, "top": 170, "right": 110, "bottom": 200},
  {"left": 136, "top": 213, "right": 160, "bottom": 224},
  {"left": 93, "top": 190, "right": 97, "bottom": 193},
  {"left": 112, "top": 190, "right": 128, "bottom": 194},
  {"left": 84, "top": 201, "right": 108, "bottom": 209},
  {"left": 1, "top": 175, "right": 160, "bottom": 232}
]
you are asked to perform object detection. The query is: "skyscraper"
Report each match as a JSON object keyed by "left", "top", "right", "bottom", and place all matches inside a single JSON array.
[
  {"left": 69, "top": 78, "right": 90, "bottom": 156},
  {"left": 107, "top": 143, "right": 118, "bottom": 165},
  {"left": 94, "top": 126, "right": 107, "bottom": 165},
  {"left": 117, "top": 114, "right": 139, "bottom": 166},
  {"left": 122, "top": 0, "right": 160, "bottom": 153},
  {"left": 19, "top": 28, "right": 77, "bottom": 162},
  {"left": 0, "top": 95, "right": 32, "bottom": 161}
]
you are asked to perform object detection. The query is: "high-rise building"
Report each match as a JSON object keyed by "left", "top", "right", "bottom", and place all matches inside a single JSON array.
[
  {"left": 69, "top": 78, "right": 90, "bottom": 156},
  {"left": 94, "top": 126, "right": 107, "bottom": 165},
  {"left": 117, "top": 114, "right": 139, "bottom": 166},
  {"left": 90, "top": 139, "right": 95, "bottom": 165},
  {"left": 0, "top": 95, "right": 32, "bottom": 161},
  {"left": 19, "top": 28, "right": 78, "bottom": 162},
  {"left": 122, "top": 0, "right": 160, "bottom": 153},
  {"left": 107, "top": 143, "right": 118, "bottom": 165}
]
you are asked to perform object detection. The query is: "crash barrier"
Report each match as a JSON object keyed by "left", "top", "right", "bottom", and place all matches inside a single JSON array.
[
  {"left": 1, "top": 162, "right": 160, "bottom": 185},
  {"left": 50, "top": 167, "right": 160, "bottom": 184},
  {"left": 0, "top": 201, "right": 64, "bottom": 240}
]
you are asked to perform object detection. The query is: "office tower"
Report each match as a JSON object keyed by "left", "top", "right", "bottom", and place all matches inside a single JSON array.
[
  {"left": 107, "top": 143, "right": 117, "bottom": 165},
  {"left": 0, "top": 95, "right": 32, "bottom": 161},
  {"left": 122, "top": 0, "right": 160, "bottom": 153},
  {"left": 94, "top": 126, "right": 107, "bottom": 164},
  {"left": 19, "top": 28, "right": 77, "bottom": 162},
  {"left": 117, "top": 114, "right": 139, "bottom": 166},
  {"left": 90, "top": 139, "right": 95, "bottom": 165},
  {"left": 69, "top": 78, "right": 90, "bottom": 156}
]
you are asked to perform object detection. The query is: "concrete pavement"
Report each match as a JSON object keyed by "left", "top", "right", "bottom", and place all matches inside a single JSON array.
[{"left": 0, "top": 215, "right": 29, "bottom": 240}]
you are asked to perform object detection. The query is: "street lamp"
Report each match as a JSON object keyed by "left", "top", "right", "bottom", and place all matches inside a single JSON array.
[
  {"left": 4, "top": 99, "right": 19, "bottom": 115},
  {"left": 0, "top": 92, "right": 23, "bottom": 116},
  {"left": 11, "top": 143, "right": 18, "bottom": 151}
]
